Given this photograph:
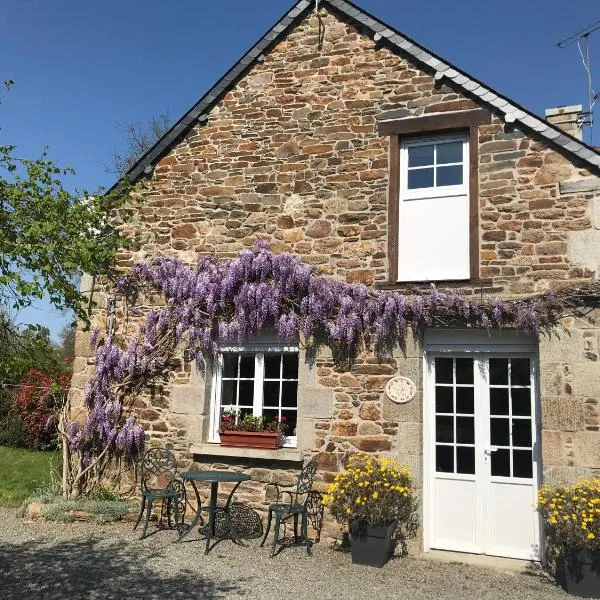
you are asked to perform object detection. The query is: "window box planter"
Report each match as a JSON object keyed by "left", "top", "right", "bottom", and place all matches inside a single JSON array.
[
  {"left": 562, "top": 550, "right": 600, "bottom": 598},
  {"left": 349, "top": 521, "right": 396, "bottom": 568},
  {"left": 218, "top": 430, "right": 283, "bottom": 450}
]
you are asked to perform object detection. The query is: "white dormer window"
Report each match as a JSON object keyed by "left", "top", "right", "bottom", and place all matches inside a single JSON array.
[{"left": 398, "top": 133, "right": 470, "bottom": 282}]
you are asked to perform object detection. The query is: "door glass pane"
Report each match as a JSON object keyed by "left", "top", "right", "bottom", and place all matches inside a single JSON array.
[
  {"left": 222, "top": 353, "right": 238, "bottom": 378},
  {"left": 437, "top": 141, "right": 463, "bottom": 164},
  {"left": 282, "top": 354, "right": 299, "bottom": 379},
  {"left": 456, "top": 417, "right": 474, "bottom": 444},
  {"left": 263, "top": 381, "right": 280, "bottom": 407},
  {"left": 436, "top": 165, "right": 462, "bottom": 187},
  {"left": 281, "top": 381, "right": 298, "bottom": 407},
  {"left": 408, "top": 144, "right": 434, "bottom": 167},
  {"left": 512, "top": 420, "right": 532, "bottom": 447},
  {"left": 239, "top": 355, "right": 255, "bottom": 378},
  {"left": 511, "top": 358, "right": 530, "bottom": 386},
  {"left": 408, "top": 168, "right": 434, "bottom": 189},
  {"left": 435, "top": 386, "right": 453, "bottom": 413},
  {"left": 490, "top": 388, "right": 509, "bottom": 415},
  {"left": 456, "top": 387, "right": 474, "bottom": 414},
  {"left": 490, "top": 418, "right": 510, "bottom": 446},
  {"left": 436, "top": 445, "right": 454, "bottom": 473},
  {"left": 435, "top": 358, "right": 453, "bottom": 384},
  {"left": 511, "top": 388, "right": 531, "bottom": 416},
  {"left": 490, "top": 359, "right": 509, "bottom": 385},
  {"left": 457, "top": 446, "right": 475, "bottom": 475},
  {"left": 221, "top": 380, "right": 237, "bottom": 404},
  {"left": 264, "top": 354, "right": 280, "bottom": 379},
  {"left": 491, "top": 449, "right": 511, "bottom": 477},
  {"left": 435, "top": 416, "right": 454, "bottom": 443},
  {"left": 238, "top": 380, "right": 254, "bottom": 404},
  {"left": 455, "top": 358, "right": 474, "bottom": 384},
  {"left": 281, "top": 410, "right": 298, "bottom": 438},
  {"left": 513, "top": 450, "right": 533, "bottom": 478}
]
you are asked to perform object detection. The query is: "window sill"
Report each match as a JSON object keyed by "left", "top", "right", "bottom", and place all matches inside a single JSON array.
[
  {"left": 374, "top": 278, "right": 496, "bottom": 292},
  {"left": 190, "top": 443, "right": 303, "bottom": 463}
]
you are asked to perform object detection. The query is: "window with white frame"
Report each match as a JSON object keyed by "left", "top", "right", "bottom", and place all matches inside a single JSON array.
[
  {"left": 398, "top": 133, "right": 470, "bottom": 282},
  {"left": 210, "top": 347, "right": 299, "bottom": 447}
]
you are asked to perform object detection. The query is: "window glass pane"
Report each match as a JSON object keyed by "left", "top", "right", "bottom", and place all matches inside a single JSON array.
[
  {"left": 436, "top": 445, "right": 454, "bottom": 473},
  {"left": 238, "top": 380, "right": 254, "bottom": 404},
  {"left": 512, "top": 419, "right": 532, "bottom": 447},
  {"left": 455, "top": 358, "right": 473, "bottom": 384},
  {"left": 436, "top": 141, "right": 463, "bottom": 164},
  {"left": 456, "top": 387, "right": 474, "bottom": 414},
  {"left": 436, "top": 165, "right": 462, "bottom": 187},
  {"left": 263, "top": 381, "right": 280, "bottom": 407},
  {"left": 435, "top": 416, "right": 454, "bottom": 443},
  {"left": 457, "top": 446, "right": 475, "bottom": 475},
  {"left": 222, "top": 353, "right": 238, "bottom": 378},
  {"left": 490, "top": 417, "right": 510, "bottom": 446},
  {"left": 407, "top": 167, "right": 434, "bottom": 189},
  {"left": 281, "top": 409, "right": 298, "bottom": 437},
  {"left": 239, "top": 355, "right": 255, "bottom": 378},
  {"left": 262, "top": 408, "right": 278, "bottom": 426},
  {"left": 490, "top": 358, "right": 509, "bottom": 385},
  {"left": 237, "top": 407, "right": 254, "bottom": 421},
  {"left": 490, "top": 388, "right": 509, "bottom": 416},
  {"left": 511, "top": 358, "right": 530, "bottom": 386},
  {"left": 282, "top": 353, "right": 299, "bottom": 379},
  {"left": 282, "top": 381, "right": 298, "bottom": 407},
  {"left": 513, "top": 450, "right": 533, "bottom": 478},
  {"left": 511, "top": 388, "right": 531, "bottom": 417},
  {"left": 221, "top": 380, "right": 237, "bottom": 405},
  {"left": 456, "top": 417, "right": 474, "bottom": 444},
  {"left": 435, "top": 386, "right": 453, "bottom": 413},
  {"left": 491, "top": 449, "right": 511, "bottom": 477},
  {"left": 408, "top": 144, "right": 434, "bottom": 167},
  {"left": 435, "top": 358, "right": 453, "bottom": 384},
  {"left": 264, "top": 354, "right": 281, "bottom": 379}
]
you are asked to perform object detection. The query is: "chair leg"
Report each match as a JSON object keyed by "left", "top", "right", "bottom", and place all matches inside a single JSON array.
[
  {"left": 260, "top": 509, "right": 273, "bottom": 548},
  {"left": 166, "top": 498, "right": 173, "bottom": 529},
  {"left": 133, "top": 497, "right": 145, "bottom": 531},
  {"left": 271, "top": 513, "right": 282, "bottom": 558},
  {"left": 294, "top": 513, "right": 299, "bottom": 544},
  {"left": 141, "top": 498, "right": 154, "bottom": 540},
  {"left": 302, "top": 512, "right": 312, "bottom": 556}
]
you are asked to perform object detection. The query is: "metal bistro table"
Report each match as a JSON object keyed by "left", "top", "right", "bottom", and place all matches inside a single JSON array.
[{"left": 179, "top": 470, "right": 251, "bottom": 554}]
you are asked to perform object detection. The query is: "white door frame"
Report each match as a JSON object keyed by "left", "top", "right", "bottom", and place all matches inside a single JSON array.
[{"left": 422, "top": 329, "right": 542, "bottom": 559}]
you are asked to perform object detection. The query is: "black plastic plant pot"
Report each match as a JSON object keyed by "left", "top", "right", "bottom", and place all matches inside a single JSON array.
[
  {"left": 349, "top": 521, "right": 396, "bottom": 568},
  {"left": 563, "top": 550, "right": 600, "bottom": 598}
]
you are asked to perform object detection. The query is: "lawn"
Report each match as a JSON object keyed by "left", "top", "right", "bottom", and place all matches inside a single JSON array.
[{"left": 0, "top": 446, "right": 60, "bottom": 507}]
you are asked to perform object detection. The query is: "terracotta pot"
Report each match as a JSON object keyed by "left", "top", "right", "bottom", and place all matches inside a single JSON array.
[{"left": 218, "top": 430, "right": 282, "bottom": 449}]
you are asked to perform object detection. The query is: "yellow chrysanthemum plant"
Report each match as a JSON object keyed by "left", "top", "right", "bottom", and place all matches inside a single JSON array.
[
  {"left": 537, "top": 478, "right": 600, "bottom": 552},
  {"left": 322, "top": 453, "right": 416, "bottom": 529}
]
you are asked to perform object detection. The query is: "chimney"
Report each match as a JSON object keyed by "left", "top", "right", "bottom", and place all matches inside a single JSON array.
[{"left": 545, "top": 104, "right": 583, "bottom": 140}]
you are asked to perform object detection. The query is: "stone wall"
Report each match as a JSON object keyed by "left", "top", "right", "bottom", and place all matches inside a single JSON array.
[{"left": 70, "top": 6, "right": 600, "bottom": 544}]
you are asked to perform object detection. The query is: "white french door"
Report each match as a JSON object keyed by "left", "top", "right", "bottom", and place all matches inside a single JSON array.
[{"left": 424, "top": 350, "right": 541, "bottom": 560}]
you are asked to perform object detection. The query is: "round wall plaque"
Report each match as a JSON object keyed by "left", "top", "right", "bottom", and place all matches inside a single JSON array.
[{"left": 385, "top": 376, "right": 417, "bottom": 404}]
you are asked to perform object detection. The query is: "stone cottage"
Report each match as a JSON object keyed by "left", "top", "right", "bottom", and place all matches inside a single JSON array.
[{"left": 71, "top": 0, "right": 600, "bottom": 559}]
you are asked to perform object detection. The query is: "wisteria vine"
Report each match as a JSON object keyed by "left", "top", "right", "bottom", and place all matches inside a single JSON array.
[{"left": 64, "top": 241, "right": 599, "bottom": 496}]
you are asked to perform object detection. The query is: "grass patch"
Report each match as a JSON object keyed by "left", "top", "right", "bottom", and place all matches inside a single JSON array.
[
  {"left": 26, "top": 497, "right": 130, "bottom": 523},
  {"left": 0, "top": 446, "right": 60, "bottom": 507}
]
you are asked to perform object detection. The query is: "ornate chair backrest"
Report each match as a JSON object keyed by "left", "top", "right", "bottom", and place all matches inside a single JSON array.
[
  {"left": 141, "top": 448, "right": 177, "bottom": 492},
  {"left": 295, "top": 461, "right": 317, "bottom": 499}
]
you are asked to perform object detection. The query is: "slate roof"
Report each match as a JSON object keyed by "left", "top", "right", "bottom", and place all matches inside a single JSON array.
[{"left": 120, "top": 0, "right": 600, "bottom": 185}]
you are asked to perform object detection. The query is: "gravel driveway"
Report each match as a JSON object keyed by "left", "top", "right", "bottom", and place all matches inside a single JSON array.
[{"left": 0, "top": 508, "right": 570, "bottom": 600}]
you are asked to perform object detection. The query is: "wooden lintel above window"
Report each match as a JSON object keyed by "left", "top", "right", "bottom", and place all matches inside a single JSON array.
[{"left": 378, "top": 109, "right": 491, "bottom": 136}]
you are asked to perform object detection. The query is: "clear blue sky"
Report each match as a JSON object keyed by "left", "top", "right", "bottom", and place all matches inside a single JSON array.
[{"left": 3, "top": 0, "right": 599, "bottom": 339}]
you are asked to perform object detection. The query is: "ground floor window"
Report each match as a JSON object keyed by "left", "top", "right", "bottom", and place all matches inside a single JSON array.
[{"left": 210, "top": 347, "right": 299, "bottom": 447}]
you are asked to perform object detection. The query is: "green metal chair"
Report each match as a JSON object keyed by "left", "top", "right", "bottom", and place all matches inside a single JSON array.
[
  {"left": 133, "top": 447, "right": 186, "bottom": 539},
  {"left": 260, "top": 461, "right": 322, "bottom": 557}
]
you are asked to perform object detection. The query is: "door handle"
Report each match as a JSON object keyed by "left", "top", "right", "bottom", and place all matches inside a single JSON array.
[{"left": 484, "top": 447, "right": 499, "bottom": 456}]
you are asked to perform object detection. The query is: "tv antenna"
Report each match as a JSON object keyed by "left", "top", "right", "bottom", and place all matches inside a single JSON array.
[{"left": 556, "top": 18, "right": 600, "bottom": 140}]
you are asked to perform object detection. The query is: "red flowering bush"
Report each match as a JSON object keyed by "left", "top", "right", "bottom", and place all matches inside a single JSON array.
[{"left": 11, "top": 369, "right": 70, "bottom": 449}]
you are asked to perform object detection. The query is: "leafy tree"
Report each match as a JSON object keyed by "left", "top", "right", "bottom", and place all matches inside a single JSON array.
[
  {"left": 0, "top": 80, "right": 129, "bottom": 328},
  {"left": 107, "top": 113, "right": 171, "bottom": 176},
  {"left": 56, "top": 322, "right": 76, "bottom": 365}
]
